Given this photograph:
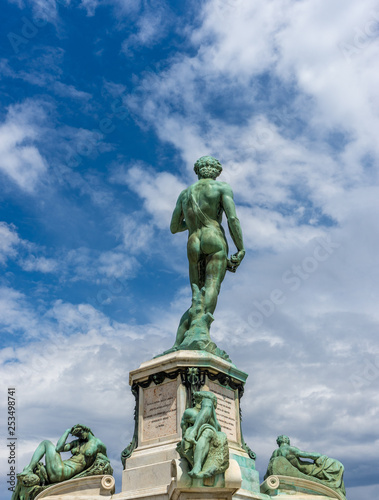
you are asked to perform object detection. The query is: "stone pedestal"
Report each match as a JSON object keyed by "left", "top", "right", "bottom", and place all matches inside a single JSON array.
[
  {"left": 34, "top": 475, "right": 115, "bottom": 499},
  {"left": 117, "top": 351, "right": 265, "bottom": 500},
  {"left": 260, "top": 476, "right": 345, "bottom": 500},
  {"left": 168, "top": 458, "right": 242, "bottom": 500}
]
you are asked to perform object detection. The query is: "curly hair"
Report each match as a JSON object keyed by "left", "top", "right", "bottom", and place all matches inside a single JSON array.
[
  {"left": 194, "top": 156, "right": 222, "bottom": 179},
  {"left": 71, "top": 424, "right": 94, "bottom": 436},
  {"left": 276, "top": 435, "right": 290, "bottom": 446}
]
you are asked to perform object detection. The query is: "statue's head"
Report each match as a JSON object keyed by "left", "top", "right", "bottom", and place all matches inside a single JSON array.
[
  {"left": 276, "top": 435, "right": 290, "bottom": 446},
  {"left": 194, "top": 156, "right": 222, "bottom": 180},
  {"left": 193, "top": 390, "right": 218, "bottom": 409},
  {"left": 71, "top": 424, "right": 94, "bottom": 439}
]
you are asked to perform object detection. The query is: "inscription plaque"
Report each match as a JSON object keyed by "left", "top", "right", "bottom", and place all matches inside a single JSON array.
[
  {"left": 208, "top": 381, "right": 237, "bottom": 442},
  {"left": 142, "top": 380, "right": 177, "bottom": 441}
]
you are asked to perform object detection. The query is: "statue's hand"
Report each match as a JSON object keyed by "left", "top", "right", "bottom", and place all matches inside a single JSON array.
[
  {"left": 184, "top": 427, "right": 197, "bottom": 445},
  {"left": 227, "top": 250, "right": 245, "bottom": 273}
]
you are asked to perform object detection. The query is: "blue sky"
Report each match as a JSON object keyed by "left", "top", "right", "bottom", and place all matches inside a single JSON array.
[{"left": 1, "top": 0, "right": 379, "bottom": 498}]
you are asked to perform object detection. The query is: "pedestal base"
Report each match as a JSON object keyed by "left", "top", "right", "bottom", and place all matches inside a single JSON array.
[
  {"left": 119, "top": 351, "right": 261, "bottom": 500},
  {"left": 260, "top": 475, "right": 345, "bottom": 500},
  {"left": 168, "top": 458, "right": 241, "bottom": 500},
  {"left": 34, "top": 475, "right": 115, "bottom": 499}
]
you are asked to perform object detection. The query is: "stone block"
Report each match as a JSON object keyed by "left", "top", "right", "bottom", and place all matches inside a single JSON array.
[
  {"left": 260, "top": 475, "right": 345, "bottom": 500},
  {"left": 34, "top": 475, "right": 115, "bottom": 499}
]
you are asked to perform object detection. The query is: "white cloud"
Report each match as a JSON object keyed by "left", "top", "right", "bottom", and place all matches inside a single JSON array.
[
  {"left": 102, "top": 80, "right": 127, "bottom": 98},
  {"left": 1, "top": 47, "right": 93, "bottom": 107},
  {"left": 97, "top": 250, "right": 138, "bottom": 279},
  {"left": 0, "top": 100, "right": 48, "bottom": 192},
  {"left": 61, "top": 246, "right": 139, "bottom": 285},
  {"left": 19, "top": 255, "right": 58, "bottom": 273},
  {"left": 192, "top": 0, "right": 284, "bottom": 77},
  {"left": 0, "top": 222, "right": 20, "bottom": 264},
  {"left": 0, "top": 221, "right": 60, "bottom": 274},
  {"left": 3, "top": 47, "right": 65, "bottom": 85},
  {"left": 21, "top": 0, "right": 61, "bottom": 23},
  {"left": 0, "top": 287, "right": 41, "bottom": 338},
  {"left": 113, "top": 163, "right": 187, "bottom": 230},
  {"left": 124, "top": 0, "right": 379, "bottom": 197},
  {"left": 274, "top": 0, "right": 379, "bottom": 163},
  {"left": 9, "top": 0, "right": 140, "bottom": 20},
  {"left": 79, "top": 0, "right": 140, "bottom": 17},
  {"left": 121, "top": 215, "right": 152, "bottom": 253},
  {"left": 0, "top": 291, "right": 166, "bottom": 493},
  {"left": 52, "top": 81, "right": 92, "bottom": 100},
  {"left": 121, "top": 2, "right": 171, "bottom": 56}
]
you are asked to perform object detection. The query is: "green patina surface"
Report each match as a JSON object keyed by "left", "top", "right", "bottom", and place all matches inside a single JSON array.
[
  {"left": 265, "top": 435, "right": 346, "bottom": 499},
  {"left": 12, "top": 425, "right": 112, "bottom": 500},
  {"left": 177, "top": 391, "right": 229, "bottom": 480},
  {"left": 159, "top": 156, "right": 245, "bottom": 362},
  {"left": 231, "top": 454, "right": 260, "bottom": 493}
]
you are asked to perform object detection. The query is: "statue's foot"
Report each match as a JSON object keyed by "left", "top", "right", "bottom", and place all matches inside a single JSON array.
[
  {"left": 188, "top": 466, "right": 202, "bottom": 478},
  {"left": 154, "top": 346, "right": 179, "bottom": 358},
  {"left": 17, "top": 467, "right": 41, "bottom": 487},
  {"left": 162, "top": 346, "right": 179, "bottom": 355}
]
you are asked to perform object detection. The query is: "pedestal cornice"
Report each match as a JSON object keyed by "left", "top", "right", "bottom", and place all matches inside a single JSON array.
[{"left": 129, "top": 350, "right": 248, "bottom": 387}]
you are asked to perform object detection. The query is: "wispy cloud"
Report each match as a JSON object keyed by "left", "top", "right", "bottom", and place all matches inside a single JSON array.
[
  {"left": 19, "top": 255, "right": 58, "bottom": 273},
  {"left": 111, "top": 162, "right": 187, "bottom": 230},
  {"left": 79, "top": 0, "right": 140, "bottom": 17},
  {"left": 0, "top": 100, "right": 48, "bottom": 192},
  {"left": 0, "top": 222, "right": 20, "bottom": 264},
  {"left": 1, "top": 47, "right": 92, "bottom": 104},
  {"left": 121, "top": 1, "right": 172, "bottom": 56}
]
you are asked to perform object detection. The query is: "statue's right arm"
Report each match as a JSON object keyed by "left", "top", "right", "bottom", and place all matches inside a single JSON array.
[
  {"left": 290, "top": 445, "right": 321, "bottom": 461},
  {"left": 221, "top": 184, "right": 245, "bottom": 270},
  {"left": 221, "top": 185, "right": 244, "bottom": 251},
  {"left": 56, "top": 428, "right": 73, "bottom": 452},
  {"left": 170, "top": 190, "right": 188, "bottom": 234}
]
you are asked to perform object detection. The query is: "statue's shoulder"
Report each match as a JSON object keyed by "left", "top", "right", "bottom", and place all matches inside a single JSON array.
[
  {"left": 94, "top": 437, "right": 107, "bottom": 452},
  {"left": 183, "top": 407, "right": 198, "bottom": 418},
  {"left": 175, "top": 187, "right": 189, "bottom": 203},
  {"left": 218, "top": 181, "right": 233, "bottom": 195}
]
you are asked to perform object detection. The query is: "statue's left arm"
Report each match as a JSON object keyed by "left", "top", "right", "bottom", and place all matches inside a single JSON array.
[
  {"left": 170, "top": 190, "right": 188, "bottom": 234},
  {"left": 221, "top": 184, "right": 245, "bottom": 272}
]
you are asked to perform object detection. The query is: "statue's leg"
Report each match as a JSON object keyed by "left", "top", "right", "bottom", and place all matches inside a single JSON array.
[
  {"left": 203, "top": 250, "right": 227, "bottom": 315},
  {"left": 44, "top": 441, "right": 65, "bottom": 483},
  {"left": 20, "top": 440, "right": 63, "bottom": 482},
  {"left": 171, "top": 309, "right": 190, "bottom": 348},
  {"left": 187, "top": 234, "right": 201, "bottom": 287},
  {"left": 188, "top": 429, "right": 213, "bottom": 477},
  {"left": 163, "top": 236, "right": 201, "bottom": 353},
  {"left": 22, "top": 440, "right": 64, "bottom": 483},
  {"left": 198, "top": 228, "right": 228, "bottom": 315}
]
